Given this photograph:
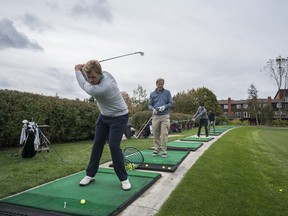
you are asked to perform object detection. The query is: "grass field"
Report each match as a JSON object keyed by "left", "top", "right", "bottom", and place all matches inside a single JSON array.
[
  {"left": 0, "top": 129, "right": 189, "bottom": 199},
  {"left": 157, "top": 126, "right": 288, "bottom": 216},
  {"left": 1, "top": 126, "right": 287, "bottom": 216}
]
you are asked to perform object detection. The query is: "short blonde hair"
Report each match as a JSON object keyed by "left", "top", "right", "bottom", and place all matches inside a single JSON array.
[
  {"left": 156, "top": 78, "right": 164, "bottom": 84},
  {"left": 83, "top": 60, "right": 102, "bottom": 75}
]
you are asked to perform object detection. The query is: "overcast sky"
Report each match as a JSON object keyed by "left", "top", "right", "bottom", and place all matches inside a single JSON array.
[{"left": 1, "top": 0, "right": 287, "bottom": 101}]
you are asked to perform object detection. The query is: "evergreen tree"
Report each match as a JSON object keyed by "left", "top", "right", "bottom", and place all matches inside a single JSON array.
[{"left": 247, "top": 83, "right": 259, "bottom": 125}]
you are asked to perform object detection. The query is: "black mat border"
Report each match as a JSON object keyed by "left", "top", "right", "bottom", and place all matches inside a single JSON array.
[
  {"left": 110, "top": 173, "right": 161, "bottom": 216},
  {"left": 136, "top": 150, "right": 190, "bottom": 172},
  {"left": 109, "top": 162, "right": 177, "bottom": 172},
  {"left": 0, "top": 202, "right": 70, "bottom": 216}
]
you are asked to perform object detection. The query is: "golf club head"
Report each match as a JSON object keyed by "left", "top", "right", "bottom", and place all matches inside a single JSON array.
[{"left": 139, "top": 52, "right": 144, "bottom": 56}]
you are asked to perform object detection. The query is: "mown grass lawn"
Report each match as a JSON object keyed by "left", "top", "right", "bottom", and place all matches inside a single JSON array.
[
  {"left": 1, "top": 126, "right": 287, "bottom": 216},
  {"left": 157, "top": 127, "right": 288, "bottom": 216},
  {"left": 0, "top": 128, "right": 192, "bottom": 199}
]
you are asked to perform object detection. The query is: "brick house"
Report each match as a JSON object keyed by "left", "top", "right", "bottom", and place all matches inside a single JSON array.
[{"left": 218, "top": 89, "right": 288, "bottom": 121}]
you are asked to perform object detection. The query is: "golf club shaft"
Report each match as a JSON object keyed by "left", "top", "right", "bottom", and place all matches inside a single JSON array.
[{"left": 99, "top": 51, "right": 144, "bottom": 62}]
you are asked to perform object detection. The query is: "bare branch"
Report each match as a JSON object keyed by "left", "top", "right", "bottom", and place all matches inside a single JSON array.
[{"left": 262, "top": 56, "right": 288, "bottom": 90}]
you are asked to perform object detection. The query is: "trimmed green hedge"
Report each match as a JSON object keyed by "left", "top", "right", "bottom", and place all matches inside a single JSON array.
[
  {"left": 131, "top": 111, "right": 193, "bottom": 130},
  {"left": 272, "top": 119, "right": 288, "bottom": 126},
  {"left": 0, "top": 90, "right": 196, "bottom": 149},
  {"left": 0, "top": 90, "right": 99, "bottom": 149}
]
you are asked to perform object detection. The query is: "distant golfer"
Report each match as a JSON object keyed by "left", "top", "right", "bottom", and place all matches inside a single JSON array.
[
  {"left": 192, "top": 102, "right": 208, "bottom": 137},
  {"left": 208, "top": 110, "right": 216, "bottom": 134},
  {"left": 148, "top": 78, "right": 173, "bottom": 158},
  {"left": 74, "top": 60, "right": 131, "bottom": 191}
]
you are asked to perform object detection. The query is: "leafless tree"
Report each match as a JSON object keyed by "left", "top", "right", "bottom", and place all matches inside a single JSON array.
[{"left": 262, "top": 55, "right": 288, "bottom": 119}]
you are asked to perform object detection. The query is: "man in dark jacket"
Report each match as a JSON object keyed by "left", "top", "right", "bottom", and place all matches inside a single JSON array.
[{"left": 192, "top": 102, "right": 208, "bottom": 137}]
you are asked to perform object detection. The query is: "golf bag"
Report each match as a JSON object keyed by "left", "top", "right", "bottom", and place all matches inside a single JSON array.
[
  {"left": 170, "top": 121, "right": 181, "bottom": 133},
  {"left": 141, "top": 123, "right": 151, "bottom": 138},
  {"left": 19, "top": 120, "right": 40, "bottom": 158}
]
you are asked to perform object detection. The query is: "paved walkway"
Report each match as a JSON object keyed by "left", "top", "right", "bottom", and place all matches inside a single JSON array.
[{"left": 100, "top": 131, "right": 229, "bottom": 216}]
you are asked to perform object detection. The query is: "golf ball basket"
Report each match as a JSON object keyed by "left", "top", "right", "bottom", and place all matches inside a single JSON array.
[{"left": 123, "top": 147, "right": 144, "bottom": 171}]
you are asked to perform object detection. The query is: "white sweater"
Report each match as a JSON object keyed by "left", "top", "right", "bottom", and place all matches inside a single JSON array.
[{"left": 76, "top": 71, "right": 128, "bottom": 117}]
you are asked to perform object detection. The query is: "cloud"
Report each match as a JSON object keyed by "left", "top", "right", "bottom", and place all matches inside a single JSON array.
[
  {"left": 20, "top": 13, "right": 51, "bottom": 32},
  {"left": 71, "top": 0, "right": 112, "bottom": 22},
  {"left": 0, "top": 18, "right": 43, "bottom": 51},
  {"left": 0, "top": 78, "right": 12, "bottom": 88},
  {"left": 45, "top": 1, "right": 60, "bottom": 11},
  {"left": 0, "top": 0, "right": 286, "bottom": 101}
]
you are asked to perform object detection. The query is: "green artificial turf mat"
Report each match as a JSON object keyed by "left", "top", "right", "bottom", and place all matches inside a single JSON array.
[
  {"left": 137, "top": 149, "right": 190, "bottom": 172},
  {"left": 200, "top": 132, "right": 222, "bottom": 136},
  {"left": 167, "top": 141, "right": 203, "bottom": 151},
  {"left": 215, "top": 129, "right": 227, "bottom": 132},
  {"left": 180, "top": 136, "right": 214, "bottom": 142},
  {"left": 0, "top": 168, "right": 161, "bottom": 216}
]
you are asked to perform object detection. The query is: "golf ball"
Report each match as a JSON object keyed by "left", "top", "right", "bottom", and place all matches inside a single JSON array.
[
  {"left": 80, "top": 199, "right": 86, "bottom": 204},
  {"left": 126, "top": 163, "right": 133, "bottom": 171}
]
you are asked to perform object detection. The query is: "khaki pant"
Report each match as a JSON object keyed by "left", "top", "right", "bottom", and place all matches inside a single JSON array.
[
  {"left": 152, "top": 114, "right": 170, "bottom": 153},
  {"left": 208, "top": 120, "right": 216, "bottom": 134}
]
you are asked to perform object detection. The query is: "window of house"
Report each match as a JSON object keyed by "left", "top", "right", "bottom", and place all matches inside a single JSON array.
[
  {"left": 236, "top": 104, "right": 241, "bottom": 109},
  {"left": 224, "top": 104, "right": 228, "bottom": 109},
  {"left": 243, "top": 112, "right": 250, "bottom": 118},
  {"left": 243, "top": 104, "right": 248, "bottom": 109},
  {"left": 277, "top": 102, "right": 282, "bottom": 108}
]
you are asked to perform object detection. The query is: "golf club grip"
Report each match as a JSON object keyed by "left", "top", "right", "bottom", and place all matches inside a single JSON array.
[{"left": 123, "top": 147, "right": 144, "bottom": 166}]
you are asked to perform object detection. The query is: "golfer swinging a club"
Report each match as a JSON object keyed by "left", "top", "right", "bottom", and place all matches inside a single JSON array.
[{"left": 74, "top": 60, "right": 131, "bottom": 190}]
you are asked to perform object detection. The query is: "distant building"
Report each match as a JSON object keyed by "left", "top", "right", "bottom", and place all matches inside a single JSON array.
[{"left": 218, "top": 89, "right": 288, "bottom": 122}]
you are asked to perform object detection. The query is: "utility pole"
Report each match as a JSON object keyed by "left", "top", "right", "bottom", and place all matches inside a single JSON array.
[
  {"left": 275, "top": 56, "right": 287, "bottom": 119},
  {"left": 262, "top": 56, "right": 288, "bottom": 120}
]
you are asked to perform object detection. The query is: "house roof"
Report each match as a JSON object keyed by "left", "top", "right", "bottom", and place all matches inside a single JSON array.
[
  {"left": 274, "top": 89, "right": 288, "bottom": 100},
  {"left": 218, "top": 97, "right": 280, "bottom": 105}
]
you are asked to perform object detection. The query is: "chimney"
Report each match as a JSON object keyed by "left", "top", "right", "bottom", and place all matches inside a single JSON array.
[
  {"left": 268, "top": 96, "right": 272, "bottom": 104},
  {"left": 228, "top": 97, "right": 232, "bottom": 115}
]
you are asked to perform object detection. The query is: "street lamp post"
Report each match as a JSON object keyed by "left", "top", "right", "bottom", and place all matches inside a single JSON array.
[{"left": 275, "top": 56, "right": 288, "bottom": 119}]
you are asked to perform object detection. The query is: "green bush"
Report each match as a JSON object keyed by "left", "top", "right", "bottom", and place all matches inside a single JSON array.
[
  {"left": 242, "top": 120, "right": 250, "bottom": 126},
  {"left": 217, "top": 115, "right": 229, "bottom": 125},
  {"left": 131, "top": 111, "right": 152, "bottom": 130},
  {"left": 230, "top": 119, "right": 249, "bottom": 126},
  {"left": 131, "top": 111, "right": 193, "bottom": 130},
  {"left": 272, "top": 119, "right": 288, "bottom": 127},
  {"left": 0, "top": 90, "right": 99, "bottom": 149}
]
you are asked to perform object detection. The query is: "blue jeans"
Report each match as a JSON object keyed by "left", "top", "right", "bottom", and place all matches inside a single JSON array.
[{"left": 86, "top": 114, "right": 128, "bottom": 181}]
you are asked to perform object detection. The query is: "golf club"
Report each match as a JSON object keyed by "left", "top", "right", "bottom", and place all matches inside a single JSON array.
[{"left": 99, "top": 51, "right": 144, "bottom": 62}]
